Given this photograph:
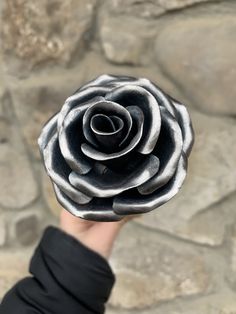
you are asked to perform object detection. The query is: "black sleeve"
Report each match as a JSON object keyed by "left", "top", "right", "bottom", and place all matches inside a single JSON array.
[{"left": 0, "top": 226, "right": 116, "bottom": 314}]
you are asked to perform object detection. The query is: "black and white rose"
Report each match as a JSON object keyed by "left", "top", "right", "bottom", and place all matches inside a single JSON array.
[{"left": 38, "top": 74, "right": 194, "bottom": 221}]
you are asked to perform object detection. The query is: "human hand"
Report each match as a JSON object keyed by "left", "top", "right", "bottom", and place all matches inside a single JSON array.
[{"left": 60, "top": 209, "right": 138, "bottom": 259}]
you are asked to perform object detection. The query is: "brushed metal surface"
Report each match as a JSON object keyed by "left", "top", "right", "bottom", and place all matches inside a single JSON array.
[{"left": 38, "top": 74, "right": 194, "bottom": 221}]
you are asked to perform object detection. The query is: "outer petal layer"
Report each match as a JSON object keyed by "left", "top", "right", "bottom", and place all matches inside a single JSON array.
[
  {"left": 53, "top": 184, "right": 123, "bottom": 222},
  {"left": 113, "top": 154, "right": 187, "bottom": 215},
  {"left": 57, "top": 86, "right": 111, "bottom": 131},
  {"left": 172, "top": 100, "right": 194, "bottom": 157},
  {"left": 44, "top": 134, "right": 92, "bottom": 205},
  {"left": 69, "top": 154, "right": 159, "bottom": 198},
  {"left": 38, "top": 113, "right": 59, "bottom": 155},
  {"left": 138, "top": 107, "right": 183, "bottom": 195}
]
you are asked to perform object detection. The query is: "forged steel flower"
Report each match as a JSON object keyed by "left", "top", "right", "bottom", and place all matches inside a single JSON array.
[{"left": 38, "top": 74, "right": 194, "bottom": 221}]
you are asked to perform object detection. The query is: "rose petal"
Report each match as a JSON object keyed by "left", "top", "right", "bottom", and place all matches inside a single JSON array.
[
  {"left": 69, "top": 154, "right": 159, "bottom": 198},
  {"left": 172, "top": 100, "right": 194, "bottom": 157},
  {"left": 83, "top": 100, "right": 132, "bottom": 150},
  {"left": 57, "top": 86, "right": 111, "bottom": 131},
  {"left": 113, "top": 154, "right": 187, "bottom": 215},
  {"left": 38, "top": 112, "right": 59, "bottom": 155},
  {"left": 138, "top": 107, "right": 183, "bottom": 195},
  {"left": 90, "top": 114, "right": 125, "bottom": 151},
  {"left": 81, "top": 105, "right": 144, "bottom": 161},
  {"left": 53, "top": 184, "right": 123, "bottom": 222},
  {"left": 78, "top": 74, "right": 135, "bottom": 91},
  {"left": 73, "top": 75, "right": 177, "bottom": 117},
  {"left": 105, "top": 85, "right": 161, "bottom": 154},
  {"left": 138, "top": 80, "right": 176, "bottom": 116},
  {"left": 105, "top": 76, "right": 176, "bottom": 116},
  {"left": 43, "top": 134, "right": 92, "bottom": 204},
  {"left": 59, "top": 102, "right": 94, "bottom": 174}
]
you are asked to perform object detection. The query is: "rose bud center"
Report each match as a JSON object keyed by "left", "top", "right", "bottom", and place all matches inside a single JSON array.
[{"left": 90, "top": 113, "right": 124, "bottom": 152}]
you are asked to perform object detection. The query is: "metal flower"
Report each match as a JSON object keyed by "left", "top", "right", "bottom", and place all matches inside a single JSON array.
[{"left": 38, "top": 74, "right": 194, "bottom": 221}]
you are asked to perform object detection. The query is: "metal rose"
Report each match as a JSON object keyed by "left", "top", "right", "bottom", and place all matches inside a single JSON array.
[{"left": 38, "top": 74, "right": 194, "bottom": 221}]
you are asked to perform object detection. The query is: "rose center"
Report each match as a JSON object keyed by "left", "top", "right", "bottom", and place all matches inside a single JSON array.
[
  {"left": 89, "top": 113, "right": 125, "bottom": 152},
  {"left": 91, "top": 114, "right": 123, "bottom": 135}
]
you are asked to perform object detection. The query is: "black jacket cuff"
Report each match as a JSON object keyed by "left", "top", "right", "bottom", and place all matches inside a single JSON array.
[
  {"left": 30, "top": 226, "right": 115, "bottom": 312},
  {"left": 0, "top": 225, "right": 116, "bottom": 314}
]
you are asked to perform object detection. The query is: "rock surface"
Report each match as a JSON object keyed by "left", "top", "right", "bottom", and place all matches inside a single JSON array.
[
  {"left": 0, "top": 214, "right": 6, "bottom": 247},
  {"left": 107, "top": 292, "right": 236, "bottom": 314},
  {"left": 155, "top": 16, "right": 236, "bottom": 116},
  {"left": 8, "top": 68, "right": 85, "bottom": 158},
  {"left": 43, "top": 174, "right": 62, "bottom": 217},
  {"left": 136, "top": 111, "right": 236, "bottom": 245},
  {"left": 1, "top": 0, "right": 97, "bottom": 75},
  {"left": 0, "top": 71, "right": 6, "bottom": 117},
  {"left": 105, "top": 0, "right": 214, "bottom": 18},
  {"left": 9, "top": 210, "right": 41, "bottom": 246},
  {"left": 109, "top": 223, "right": 210, "bottom": 309},
  {"left": 0, "top": 1, "right": 236, "bottom": 312},
  {"left": 0, "top": 95, "right": 38, "bottom": 209},
  {"left": 0, "top": 248, "right": 32, "bottom": 299},
  {"left": 100, "top": 16, "right": 157, "bottom": 65},
  {"left": 227, "top": 225, "right": 236, "bottom": 290},
  {"left": 80, "top": 53, "right": 186, "bottom": 104}
]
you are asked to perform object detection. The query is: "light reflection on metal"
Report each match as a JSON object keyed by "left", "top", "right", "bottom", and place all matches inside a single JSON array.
[{"left": 38, "top": 74, "right": 194, "bottom": 221}]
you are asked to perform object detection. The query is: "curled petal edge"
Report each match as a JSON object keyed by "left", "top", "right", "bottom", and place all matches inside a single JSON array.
[
  {"left": 138, "top": 106, "right": 183, "bottom": 195},
  {"left": 59, "top": 102, "right": 97, "bottom": 175},
  {"left": 53, "top": 184, "right": 124, "bottom": 222},
  {"left": 44, "top": 134, "right": 92, "bottom": 205},
  {"left": 57, "top": 86, "right": 111, "bottom": 131},
  {"left": 104, "top": 76, "right": 176, "bottom": 117},
  {"left": 172, "top": 100, "right": 194, "bottom": 157},
  {"left": 38, "top": 113, "right": 59, "bottom": 155},
  {"left": 69, "top": 154, "right": 160, "bottom": 198},
  {"left": 113, "top": 153, "right": 187, "bottom": 215},
  {"left": 82, "top": 99, "right": 133, "bottom": 149},
  {"left": 81, "top": 105, "right": 144, "bottom": 161},
  {"left": 105, "top": 85, "right": 161, "bottom": 154}
]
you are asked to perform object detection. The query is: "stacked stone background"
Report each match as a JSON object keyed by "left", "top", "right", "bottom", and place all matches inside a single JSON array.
[{"left": 0, "top": 0, "right": 236, "bottom": 312}]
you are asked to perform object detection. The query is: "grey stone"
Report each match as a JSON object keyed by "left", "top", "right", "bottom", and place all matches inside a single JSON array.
[
  {"left": 167, "top": 293, "right": 236, "bottom": 314},
  {"left": 0, "top": 248, "right": 32, "bottom": 299},
  {"left": 9, "top": 211, "right": 41, "bottom": 246},
  {"left": 106, "top": 0, "right": 214, "bottom": 18},
  {"left": 99, "top": 16, "right": 157, "bottom": 65},
  {"left": 106, "top": 292, "right": 236, "bottom": 314},
  {"left": 0, "top": 64, "right": 7, "bottom": 117},
  {"left": 0, "top": 142, "right": 38, "bottom": 209},
  {"left": 136, "top": 111, "right": 236, "bottom": 246},
  {"left": 1, "top": 0, "right": 97, "bottom": 76},
  {"left": 43, "top": 173, "right": 62, "bottom": 217},
  {"left": 109, "top": 223, "right": 210, "bottom": 309},
  {"left": 231, "top": 228, "right": 236, "bottom": 275},
  {"left": 155, "top": 16, "right": 236, "bottom": 116},
  {"left": 81, "top": 52, "right": 183, "bottom": 94},
  {"left": 81, "top": 52, "right": 190, "bottom": 106},
  {"left": 227, "top": 225, "right": 236, "bottom": 290},
  {"left": 0, "top": 214, "right": 6, "bottom": 247},
  {"left": 0, "top": 94, "right": 38, "bottom": 209},
  {"left": 8, "top": 67, "right": 86, "bottom": 159},
  {"left": 106, "top": 307, "right": 161, "bottom": 314}
]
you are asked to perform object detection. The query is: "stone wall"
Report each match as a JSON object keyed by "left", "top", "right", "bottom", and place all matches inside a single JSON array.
[{"left": 0, "top": 0, "right": 236, "bottom": 313}]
